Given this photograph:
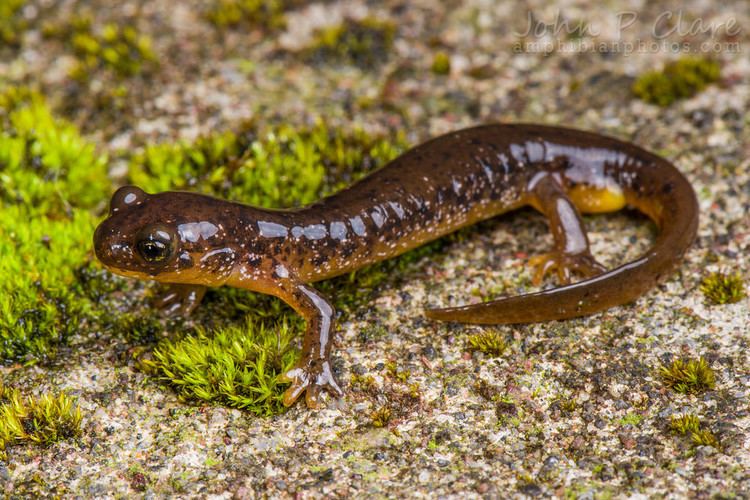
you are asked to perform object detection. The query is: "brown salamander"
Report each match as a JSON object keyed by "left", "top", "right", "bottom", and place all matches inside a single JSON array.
[{"left": 93, "top": 124, "right": 699, "bottom": 408}]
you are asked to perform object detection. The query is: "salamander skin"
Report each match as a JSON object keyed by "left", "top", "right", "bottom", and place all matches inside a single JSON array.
[{"left": 93, "top": 123, "right": 699, "bottom": 408}]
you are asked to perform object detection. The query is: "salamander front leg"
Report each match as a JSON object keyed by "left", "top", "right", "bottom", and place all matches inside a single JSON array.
[
  {"left": 528, "top": 173, "right": 606, "bottom": 286},
  {"left": 154, "top": 284, "right": 207, "bottom": 316},
  {"left": 277, "top": 283, "right": 343, "bottom": 408}
]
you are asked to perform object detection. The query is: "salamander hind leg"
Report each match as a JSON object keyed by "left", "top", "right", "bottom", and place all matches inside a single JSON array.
[{"left": 526, "top": 173, "right": 607, "bottom": 286}]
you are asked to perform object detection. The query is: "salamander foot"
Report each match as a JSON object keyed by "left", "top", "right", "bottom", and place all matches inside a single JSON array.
[
  {"left": 529, "top": 251, "right": 606, "bottom": 286},
  {"left": 280, "top": 358, "right": 344, "bottom": 408}
]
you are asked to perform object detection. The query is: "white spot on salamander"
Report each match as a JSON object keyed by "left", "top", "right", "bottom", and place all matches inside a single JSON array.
[
  {"left": 330, "top": 221, "right": 347, "bottom": 240},
  {"left": 179, "top": 221, "right": 219, "bottom": 243},
  {"left": 258, "top": 221, "right": 288, "bottom": 238},
  {"left": 371, "top": 206, "right": 386, "bottom": 228},
  {"left": 303, "top": 224, "right": 327, "bottom": 240},
  {"left": 274, "top": 264, "right": 289, "bottom": 278},
  {"left": 200, "top": 247, "right": 235, "bottom": 264},
  {"left": 452, "top": 178, "right": 462, "bottom": 195},
  {"left": 350, "top": 216, "right": 366, "bottom": 236},
  {"left": 388, "top": 201, "right": 405, "bottom": 219}
]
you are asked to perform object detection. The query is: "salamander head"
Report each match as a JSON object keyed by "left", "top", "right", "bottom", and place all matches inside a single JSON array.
[{"left": 94, "top": 186, "right": 239, "bottom": 285}]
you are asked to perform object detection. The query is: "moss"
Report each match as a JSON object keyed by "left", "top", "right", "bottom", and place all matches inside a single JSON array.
[
  {"left": 669, "top": 413, "right": 720, "bottom": 449},
  {"left": 0, "top": 384, "right": 82, "bottom": 460},
  {"left": 700, "top": 271, "right": 746, "bottom": 305},
  {"left": 669, "top": 414, "right": 700, "bottom": 434},
  {"left": 0, "top": 87, "right": 111, "bottom": 361},
  {"left": 632, "top": 56, "right": 721, "bottom": 106},
  {"left": 304, "top": 17, "right": 396, "bottom": 67},
  {"left": 205, "top": 0, "right": 297, "bottom": 30},
  {"left": 0, "top": 0, "right": 27, "bottom": 47},
  {"left": 350, "top": 374, "right": 377, "bottom": 393},
  {"left": 690, "top": 428, "right": 720, "bottom": 448},
  {"left": 385, "top": 361, "right": 410, "bottom": 383},
  {"left": 616, "top": 412, "right": 643, "bottom": 426},
  {"left": 467, "top": 330, "right": 507, "bottom": 357},
  {"left": 44, "top": 15, "right": 156, "bottom": 80},
  {"left": 0, "top": 89, "right": 109, "bottom": 211},
  {"left": 558, "top": 397, "right": 577, "bottom": 413},
  {"left": 431, "top": 52, "right": 451, "bottom": 75},
  {"left": 145, "top": 317, "right": 300, "bottom": 416},
  {"left": 370, "top": 406, "right": 392, "bottom": 427},
  {"left": 659, "top": 357, "right": 716, "bottom": 395}
]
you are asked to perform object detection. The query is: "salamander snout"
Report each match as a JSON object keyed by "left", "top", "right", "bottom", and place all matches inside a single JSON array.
[
  {"left": 93, "top": 217, "right": 137, "bottom": 271},
  {"left": 94, "top": 186, "right": 183, "bottom": 278}
]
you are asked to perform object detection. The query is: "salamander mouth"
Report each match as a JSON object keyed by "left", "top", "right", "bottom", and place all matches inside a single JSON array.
[{"left": 98, "top": 261, "right": 154, "bottom": 281}]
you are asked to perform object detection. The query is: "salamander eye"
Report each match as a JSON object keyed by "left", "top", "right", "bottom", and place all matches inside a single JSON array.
[{"left": 136, "top": 226, "right": 174, "bottom": 263}]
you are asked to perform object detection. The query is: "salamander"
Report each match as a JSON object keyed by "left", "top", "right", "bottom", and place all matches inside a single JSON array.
[{"left": 93, "top": 123, "right": 699, "bottom": 408}]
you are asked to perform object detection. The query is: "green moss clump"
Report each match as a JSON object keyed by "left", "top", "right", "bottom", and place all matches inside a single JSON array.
[
  {"left": 0, "top": 383, "right": 82, "bottom": 460},
  {"left": 304, "top": 17, "right": 396, "bottom": 67},
  {"left": 0, "top": 0, "right": 27, "bottom": 47},
  {"left": 44, "top": 16, "right": 156, "bottom": 80},
  {"left": 691, "top": 428, "right": 720, "bottom": 448},
  {"left": 205, "top": 0, "right": 294, "bottom": 30},
  {"left": 617, "top": 412, "right": 643, "bottom": 426},
  {"left": 385, "top": 361, "right": 410, "bottom": 383},
  {"left": 370, "top": 406, "right": 392, "bottom": 427},
  {"left": 146, "top": 318, "right": 300, "bottom": 416},
  {"left": 0, "top": 88, "right": 111, "bottom": 361},
  {"left": 431, "top": 51, "right": 451, "bottom": 75},
  {"left": 632, "top": 56, "right": 721, "bottom": 106},
  {"left": 659, "top": 357, "right": 716, "bottom": 395},
  {"left": 669, "top": 414, "right": 720, "bottom": 449},
  {"left": 700, "top": 271, "right": 746, "bottom": 305},
  {"left": 669, "top": 413, "right": 700, "bottom": 434},
  {"left": 0, "top": 90, "right": 109, "bottom": 212},
  {"left": 467, "top": 330, "right": 507, "bottom": 357}
]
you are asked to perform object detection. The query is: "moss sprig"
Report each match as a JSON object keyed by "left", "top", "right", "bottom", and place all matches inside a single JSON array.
[
  {"left": 659, "top": 357, "right": 716, "bottom": 395},
  {"left": 431, "top": 52, "right": 451, "bottom": 75},
  {"left": 206, "top": 0, "right": 295, "bottom": 30},
  {"left": 632, "top": 56, "right": 721, "bottom": 106},
  {"left": 304, "top": 17, "right": 396, "bottom": 67},
  {"left": 0, "top": 0, "right": 27, "bottom": 47},
  {"left": 467, "top": 330, "right": 507, "bottom": 357},
  {"left": 0, "top": 385, "right": 82, "bottom": 460},
  {"left": 700, "top": 271, "right": 746, "bottom": 305},
  {"left": 43, "top": 15, "right": 156, "bottom": 80},
  {"left": 669, "top": 414, "right": 720, "bottom": 449},
  {"left": 370, "top": 406, "right": 392, "bottom": 427}
]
